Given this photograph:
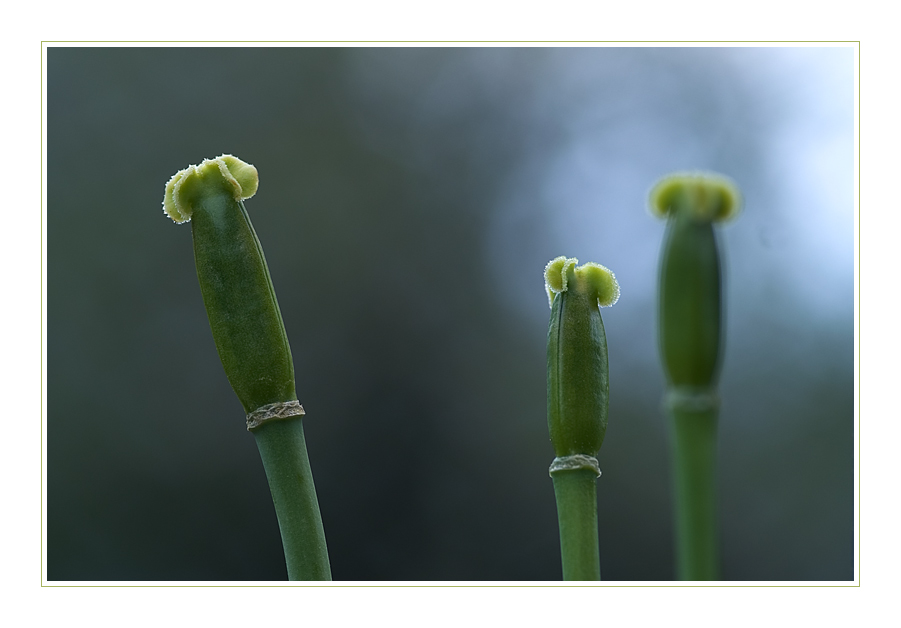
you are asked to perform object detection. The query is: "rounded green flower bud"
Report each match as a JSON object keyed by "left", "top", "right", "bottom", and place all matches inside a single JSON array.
[
  {"left": 162, "top": 154, "right": 296, "bottom": 421},
  {"left": 650, "top": 171, "right": 741, "bottom": 389},
  {"left": 545, "top": 257, "right": 620, "bottom": 457}
]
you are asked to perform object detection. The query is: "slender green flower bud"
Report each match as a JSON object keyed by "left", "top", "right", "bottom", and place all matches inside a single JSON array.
[
  {"left": 162, "top": 155, "right": 330, "bottom": 581},
  {"left": 163, "top": 154, "right": 297, "bottom": 421},
  {"left": 545, "top": 256, "right": 620, "bottom": 457},
  {"left": 650, "top": 171, "right": 741, "bottom": 582},
  {"left": 544, "top": 256, "right": 619, "bottom": 581},
  {"left": 649, "top": 172, "right": 741, "bottom": 389}
]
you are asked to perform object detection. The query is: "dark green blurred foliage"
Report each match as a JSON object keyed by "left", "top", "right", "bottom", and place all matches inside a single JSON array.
[{"left": 48, "top": 47, "right": 853, "bottom": 580}]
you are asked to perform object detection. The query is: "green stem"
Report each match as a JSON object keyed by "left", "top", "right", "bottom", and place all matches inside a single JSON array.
[
  {"left": 551, "top": 469, "right": 601, "bottom": 581},
  {"left": 254, "top": 418, "right": 331, "bottom": 581},
  {"left": 669, "top": 400, "right": 719, "bottom": 581}
]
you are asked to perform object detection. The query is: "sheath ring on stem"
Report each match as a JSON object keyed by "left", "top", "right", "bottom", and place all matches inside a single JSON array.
[
  {"left": 549, "top": 454, "right": 602, "bottom": 478},
  {"left": 247, "top": 400, "right": 305, "bottom": 431}
]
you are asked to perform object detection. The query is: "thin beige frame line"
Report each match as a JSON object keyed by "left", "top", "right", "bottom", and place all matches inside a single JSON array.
[{"left": 39, "top": 41, "right": 861, "bottom": 587}]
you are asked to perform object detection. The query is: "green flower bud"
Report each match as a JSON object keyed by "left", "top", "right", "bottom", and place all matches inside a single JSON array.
[
  {"left": 162, "top": 154, "right": 297, "bottom": 422},
  {"left": 545, "top": 257, "right": 620, "bottom": 457},
  {"left": 650, "top": 172, "right": 741, "bottom": 389},
  {"left": 162, "top": 156, "right": 331, "bottom": 581}
]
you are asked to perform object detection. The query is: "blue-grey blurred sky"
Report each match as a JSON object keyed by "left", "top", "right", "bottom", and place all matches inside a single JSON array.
[{"left": 47, "top": 45, "right": 854, "bottom": 581}]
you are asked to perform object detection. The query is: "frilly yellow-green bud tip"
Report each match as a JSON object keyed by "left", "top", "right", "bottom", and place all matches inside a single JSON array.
[
  {"left": 578, "top": 261, "right": 621, "bottom": 307},
  {"left": 544, "top": 256, "right": 577, "bottom": 306},
  {"left": 648, "top": 171, "right": 741, "bottom": 223},
  {"left": 162, "top": 154, "right": 259, "bottom": 224},
  {"left": 544, "top": 256, "right": 620, "bottom": 308}
]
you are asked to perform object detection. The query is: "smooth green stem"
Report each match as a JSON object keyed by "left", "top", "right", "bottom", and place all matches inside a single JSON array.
[
  {"left": 254, "top": 417, "right": 331, "bottom": 581},
  {"left": 551, "top": 469, "right": 601, "bottom": 581},
  {"left": 670, "top": 403, "right": 719, "bottom": 581}
]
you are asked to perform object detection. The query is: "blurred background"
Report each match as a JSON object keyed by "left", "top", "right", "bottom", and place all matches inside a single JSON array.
[{"left": 47, "top": 46, "right": 854, "bottom": 581}]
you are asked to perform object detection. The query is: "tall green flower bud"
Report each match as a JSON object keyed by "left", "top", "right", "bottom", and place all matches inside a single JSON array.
[
  {"left": 649, "top": 172, "right": 741, "bottom": 390},
  {"left": 544, "top": 256, "right": 619, "bottom": 581},
  {"left": 649, "top": 171, "right": 741, "bottom": 582},
  {"left": 545, "top": 257, "right": 620, "bottom": 457},
  {"left": 164, "top": 154, "right": 298, "bottom": 422},
  {"left": 162, "top": 155, "right": 329, "bottom": 580}
]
